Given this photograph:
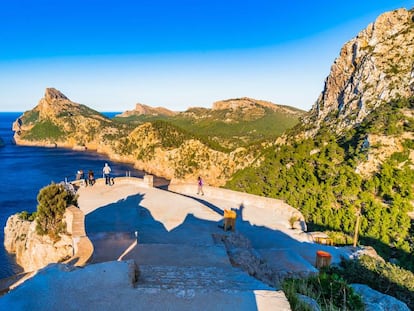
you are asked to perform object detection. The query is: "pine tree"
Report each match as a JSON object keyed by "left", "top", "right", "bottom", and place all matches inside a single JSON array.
[{"left": 36, "top": 183, "right": 78, "bottom": 240}]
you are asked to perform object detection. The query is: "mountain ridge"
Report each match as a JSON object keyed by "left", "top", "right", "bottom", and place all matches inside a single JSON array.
[{"left": 12, "top": 89, "right": 300, "bottom": 186}]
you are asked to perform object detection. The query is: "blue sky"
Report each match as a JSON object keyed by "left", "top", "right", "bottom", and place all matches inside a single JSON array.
[{"left": 1, "top": 0, "right": 413, "bottom": 112}]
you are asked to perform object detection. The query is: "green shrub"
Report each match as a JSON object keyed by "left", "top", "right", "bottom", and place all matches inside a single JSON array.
[
  {"left": 18, "top": 211, "right": 37, "bottom": 221},
  {"left": 282, "top": 280, "right": 313, "bottom": 311},
  {"left": 283, "top": 271, "right": 364, "bottom": 310},
  {"left": 35, "top": 183, "right": 77, "bottom": 240},
  {"left": 325, "top": 231, "right": 354, "bottom": 246},
  {"left": 288, "top": 215, "right": 300, "bottom": 229}
]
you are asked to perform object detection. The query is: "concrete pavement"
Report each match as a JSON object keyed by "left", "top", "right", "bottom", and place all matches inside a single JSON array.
[{"left": 0, "top": 177, "right": 352, "bottom": 310}]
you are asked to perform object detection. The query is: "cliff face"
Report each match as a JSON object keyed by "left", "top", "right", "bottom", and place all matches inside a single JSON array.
[
  {"left": 4, "top": 214, "right": 73, "bottom": 272},
  {"left": 13, "top": 88, "right": 118, "bottom": 149},
  {"left": 305, "top": 8, "right": 414, "bottom": 134}
]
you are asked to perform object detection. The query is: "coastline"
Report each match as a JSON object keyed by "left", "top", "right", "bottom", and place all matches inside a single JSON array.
[{"left": 0, "top": 111, "right": 168, "bottom": 279}]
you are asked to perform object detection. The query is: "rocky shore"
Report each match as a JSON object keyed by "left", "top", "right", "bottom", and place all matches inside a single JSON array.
[{"left": 4, "top": 214, "right": 73, "bottom": 273}]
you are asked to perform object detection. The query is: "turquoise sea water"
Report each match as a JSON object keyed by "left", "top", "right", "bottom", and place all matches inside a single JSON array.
[{"left": 0, "top": 112, "right": 167, "bottom": 279}]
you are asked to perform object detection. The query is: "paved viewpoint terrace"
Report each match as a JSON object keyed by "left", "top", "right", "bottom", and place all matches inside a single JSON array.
[{"left": 0, "top": 177, "right": 351, "bottom": 310}]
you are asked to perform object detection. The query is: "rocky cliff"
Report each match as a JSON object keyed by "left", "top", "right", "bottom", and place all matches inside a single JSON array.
[
  {"left": 13, "top": 88, "right": 118, "bottom": 150},
  {"left": 305, "top": 8, "right": 414, "bottom": 134},
  {"left": 298, "top": 8, "right": 414, "bottom": 177},
  {"left": 4, "top": 214, "right": 73, "bottom": 272}
]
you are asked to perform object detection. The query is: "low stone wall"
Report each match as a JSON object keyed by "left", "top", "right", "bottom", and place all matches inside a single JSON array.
[
  {"left": 64, "top": 206, "right": 93, "bottom": 267},
  {"left": 73, "top": 176, "right": 154, "bottom": 188},
  {"left": 168, "top": 182, "right": 306, "bottom": 231}
]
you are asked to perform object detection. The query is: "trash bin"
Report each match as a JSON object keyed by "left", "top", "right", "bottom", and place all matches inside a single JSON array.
[
  {"left": 223, "top": 210, "right": 237, "bottom": 231},
  {"left": 315, "top": 250, "right": 332, "bottom": 268}
]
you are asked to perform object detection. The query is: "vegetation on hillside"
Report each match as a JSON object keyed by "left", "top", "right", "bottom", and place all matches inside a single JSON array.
[
  {"left": 23, "top": 120, "right": 66, "bottom": 141},
  {"left": 284, "top": 254, "right": 414, "bottom": 310},
  {"left": 114, "top": 105, "right": 302, "bottom": 148},
  {"left": 118, "top": 120, "right": 231, "bottom": 157},
  {"left": 226, "top": 97, "right": 414, "bottom": 270},
  {"left": 336, "top": 255, "right": 414, "bottom": 310}
]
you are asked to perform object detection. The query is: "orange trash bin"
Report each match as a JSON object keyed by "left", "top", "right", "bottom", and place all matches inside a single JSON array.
[
  {"left": 223, "top": 210, "right": 237, "bottom": 231},
  {"left": 315, "top": 250, "right": 332, "bottom": 268}
]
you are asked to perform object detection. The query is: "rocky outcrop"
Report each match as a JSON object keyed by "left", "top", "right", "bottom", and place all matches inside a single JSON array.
[
  {"left": 305, "top": 8, "right": 414, "bottom": 134},
  {"left": 351, "top": 283, "right": 410, "bottom": 311},
  {"left": 13, "top": 88, "right": 116, "bottom": 149},
  {"left": 212, "top": 97, "right": 303, "bottom": 116},
  {"left": 4, "top": 214, "right": 73, "bottom": 273},
  {"left": 116, "top": 103, "right": 176, "bottom": 117},
  {"left": 355, "top": 132, "right": 414, "bottom": 177}
]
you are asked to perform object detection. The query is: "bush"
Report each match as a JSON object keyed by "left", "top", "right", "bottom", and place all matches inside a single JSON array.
[
  {"left": 283, "top": 270, "right": 364, "bottom": 310},
  {"left": 35, "top": 183, "right": 77, "bottom": 240},
  {"left": 325, "top": 231, "right": 354, "bottom": 246},
  {"left": 18, "top": 211, "right": 37, "bottom": 221},
  {"left": 288, "top": 215, "right": 300, "bottom": 229}
]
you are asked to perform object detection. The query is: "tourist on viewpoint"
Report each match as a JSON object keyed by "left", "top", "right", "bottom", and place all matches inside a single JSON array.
[
  {"left": 88, "top": 170, "right": 95, "bottom": 186},
  {"left": 197, "top": 176, "right": 204, "bottom": 195},
  {"left": 103, "top": 163, "right": 112, "bottom": 185},
  {"left": 76, "top": 169, "right": 85, "bottom": 181}
]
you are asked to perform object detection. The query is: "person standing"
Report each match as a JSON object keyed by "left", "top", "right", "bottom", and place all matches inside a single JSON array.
[
  {"left": 197, "top": 176, "right": 204, "bottom": 195},
  {"left": 103, "top": 163, "right": 112, "bottom": 185},
  {"left": 88, "top": 170, "right": 95, "bottom": 186}
]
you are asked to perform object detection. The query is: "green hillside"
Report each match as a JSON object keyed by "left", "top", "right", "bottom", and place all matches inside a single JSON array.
[
  {"left": 114, "top": 104, "right": 303, "bottom": 149},
  {"left": 226, "top": 96, "right": 414, "bottom": 270}
]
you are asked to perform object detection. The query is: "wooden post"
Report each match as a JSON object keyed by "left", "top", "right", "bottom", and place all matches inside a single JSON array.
[{"left": 353, "top": 209, "right": 361, "bottom": 247}]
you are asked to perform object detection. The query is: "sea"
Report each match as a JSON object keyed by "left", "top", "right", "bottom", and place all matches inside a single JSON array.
[{"left": 0, "top": 112, "right": 166, "bottom": 279}]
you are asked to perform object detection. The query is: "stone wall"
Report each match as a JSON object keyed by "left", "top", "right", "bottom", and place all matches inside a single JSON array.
[{"left": 168, "top": 181, "right": 307, "bottom": 231}]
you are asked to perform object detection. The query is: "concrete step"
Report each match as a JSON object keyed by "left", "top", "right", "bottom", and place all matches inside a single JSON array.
[
  {"left": 258, "top": 248, "right": 318, "bottom": 277},
  {"left": 131, "top": 287, "right": 291, "bottom": 311},
  {"left": 136, "top": 265, "right": 273, "bottom": 292},
  {"left": 124, "top": 243, "right": 232, "bottom": 268}
]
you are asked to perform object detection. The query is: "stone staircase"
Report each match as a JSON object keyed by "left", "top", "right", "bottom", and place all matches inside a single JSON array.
[
  {"left": 122, "top": 243, "right": 292, "bottom": 310},
  {"left": 132, "top": 266, "right": 291, "bottom": 310},
  {"left": 135, "top": 265, "right": 272, "bottom": 291}
]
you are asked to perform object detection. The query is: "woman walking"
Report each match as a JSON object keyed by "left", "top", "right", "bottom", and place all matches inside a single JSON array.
[{"left": 197, "top": 176, "right": 204, "bottom": 195}]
